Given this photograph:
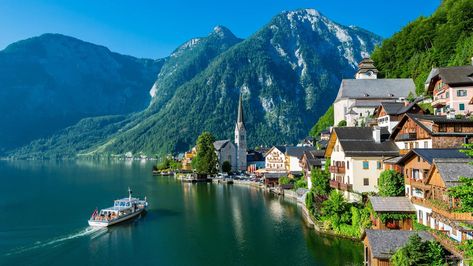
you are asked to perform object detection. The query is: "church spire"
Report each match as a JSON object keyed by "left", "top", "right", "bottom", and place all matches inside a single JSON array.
[{"left": 237, "top": 94, "right": 245, "bottom": 128}]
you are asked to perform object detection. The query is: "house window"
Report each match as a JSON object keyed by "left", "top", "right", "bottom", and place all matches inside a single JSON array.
[
  {"left": 404, "top": 142, "right": 408, "bottom": 149},
  {"left": 363, "top": 161, "right": 369, "bottom": 169},
  {"left": 415, "top": 142, "right": 419, "bottom": 148},
  {"left": 377, "top": 161, "right": 382, "bottom": 170},
  {"left": 457, "top": 90, "right": 467, "bottom": 97},
  {"left": 446, "top": 91, "right": 450, "bottom": 98},
  {"left": 459, "top": 103, "right": 465, "bottom": 111},
  {"left": 363, "top": 178, "right": 369, "bottom": 186},
  {"left": 424, "top": 141, "right": 428, "bottom": 148},
  {"left": 454, "top": 124, "right": 462, "bottom": 133},
  {"left": 347, "top": 161, "right": 350, "bottom": 169},
  {"left": 439, "top": 124, "right": 447, "bottom": 132}
]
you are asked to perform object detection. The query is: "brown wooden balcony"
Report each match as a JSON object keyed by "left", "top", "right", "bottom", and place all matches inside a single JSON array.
[
  {"left": 329, "top": 180, "right": 340, "bottom": 189},
  {"left": 339, "top": 183, "right": 353, "bottom": 191},
  {"left": 329, "top": 165, "right": 345, "bottom": 174},
  {"left": 410, "top": 197, "right": 473, "bottom": 221},
  {"left": 329, "top": 180, "right": 352, "bottom": 191},
  {"left": 431, "top": 98, "right": 447, "bottom": 108},
  {"left": 398, "top": 132, "right": 417, "bottom": 140},
  {"left": 405, "top": 177, "right": 431, "bottom": 190}
]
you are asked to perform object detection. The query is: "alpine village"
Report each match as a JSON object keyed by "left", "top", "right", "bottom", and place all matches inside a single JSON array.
[
  {"left": 153, "top": 54, "right": 473, "bottom": 265},
  {"left": 4, "top": 0, "right": 473, "bottom": 265}
]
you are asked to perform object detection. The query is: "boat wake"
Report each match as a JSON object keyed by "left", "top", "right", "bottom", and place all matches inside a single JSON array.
[{"left": 4, "top": 226, "right": 107, "bottom": 256}]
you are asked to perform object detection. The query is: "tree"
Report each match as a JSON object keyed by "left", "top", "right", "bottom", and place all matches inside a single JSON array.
[
  {"left": 310, "top": 167, "right": 330, "bottom": 196},
  {"left": 193, "top": 132, "right": 218, "bottom": 175},
  {"left": 279, "top": 176, "right": 290, "bottom": 185},
  {"left": 448, "top": 176, "right": 473, "bottom": 212},
  {"left": 321, "top": 190, "right": 351, "bottom": 227},
  {"left": 222, "top": 161, "right": 232, "bottom": 173},
  {"left": 337, "top": 120, "right": 347, "bottom": 127},
  {"left": 378, "top": 170, "right": 405, "bottom": 196},
  {"left": 310, "top": 105, "right": 333, "bottom": 137},
  {"left": 390, "top": 234, "right": 444, "bottom": 266}
]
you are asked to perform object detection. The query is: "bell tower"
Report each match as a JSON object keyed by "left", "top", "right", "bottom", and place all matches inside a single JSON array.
[
  {"left": 355, "top": 57, "right": 378, "bottom": 79},
  {"left": 234, "top": 94, "right": 247, "bottom": 171}
]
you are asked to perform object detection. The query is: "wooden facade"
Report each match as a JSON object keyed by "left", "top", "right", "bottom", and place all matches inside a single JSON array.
[
  {"left": 371, "top": 215, "right": 413, "bottom": 231},
  {"left": 363, "top": 237, "right": 391, "bottom": 266}
]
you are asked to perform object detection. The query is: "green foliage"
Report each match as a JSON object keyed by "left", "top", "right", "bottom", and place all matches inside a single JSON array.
[
  {"left": 378, "top": 170, "right": 405, "bottom": 196},
  {"left": 156, "top": 156, "right": 181, "bottom": 171},
  {"left": 337, "top": 120, "right": 347, "bottom": 127},
  {"left": 294, "top": 177, "right": 308, "bottom": 190},
  {"left": 305, "top": 191, "right": 315, "bottom": 214},
  {"left": 448, "top": 176, "right": 473, "bottom": 212},
  {"left": 321, "top": 190, "right": 351, "bottom": 227},
  {"left": 310, "top": 167, "right": 330, "bottom": 196},
  {"left": 372, "top": 0, "right": 473, "bottom": 95},
  {"left": 278, "top": 176, "right": 290, "bottom": 185},
  {"left": 310, "top": 105, "right": 333, "bottom": 137},
  {"left": 391, "top": 234, "right": 445, "bottom": 266},
  {"left": 377, "top": 213, "right": 416, "bottom": 223},
  {"left": 458, "top": 240, "right": 473, "bottom": 263},
  {"left": 193, "top": 132, "right": 218, "bottom": 175},
  {"left": 221, "top": 161, "right": 232, "bottom": 173}
]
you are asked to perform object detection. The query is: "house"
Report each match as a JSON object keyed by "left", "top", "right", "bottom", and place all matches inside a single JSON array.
[
  {"left": 363, "top": 229, "right": 433, "bottom": 266},
  {"left": 182, "top": 147, "right": 197, "bottom": 171},
  {"left": 246, "top": 149, "right": 265, "bottom": 173},
  {"left": 333, "top": 57, "right": 416, "bottom": 127},
  {"left": 373, "top": 100, "right": 425, "bottom": 132},
  {"left": 264, "top": 146, "right": 287, "bottom": 173},
  {"left": 213, "top": 140, "right": 237, "bottom": 172},
  {"left": 299, "top": 150, "right": 326, "bottom": 189},
  {"left": 369, "top": 196, "right": 416, "bottom": 230},
  {"left": 285, "top": 146, "right": 316, "bottom": 176},
  {"left": 396, "top": 149, "right": 468, "bottom": 199},
  {"left": 425, "top": 62, "right": 473, "bottom": 116},
  {"left": 319, "top": 129, "right": 331, "bottom": 141},
  {"left": 411, "top": 159, "right": 473, "bottom": 243},
  {"left": 325, "top": 127, "right": 399, "bottom": 202},
  {"left": 390, "top": 114, "right": 473, "bottom": 154}
]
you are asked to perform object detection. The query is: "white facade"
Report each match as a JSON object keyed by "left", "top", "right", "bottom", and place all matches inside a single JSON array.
[
  {"left": 235, "top": 95, "right": 247, "bottom": 171},
  {"left": 330, "top": 138, "right": 386, "bottom": 202},
  {"left": 287, "top": 155, "right": 303, "bottom": 173},
  {"left": 377, "top": 115, "right": 399, "bottom": 133},
  {"left": 395, "top": 139, "right": 432, "bottom": 150},
  {"left": 265, "top": 147, "right": 286, "bottom": 172}
]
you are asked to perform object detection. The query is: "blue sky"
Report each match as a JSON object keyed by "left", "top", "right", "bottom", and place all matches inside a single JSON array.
[{"left": 0, "top": 0, "right": 441, "bottom": 59}]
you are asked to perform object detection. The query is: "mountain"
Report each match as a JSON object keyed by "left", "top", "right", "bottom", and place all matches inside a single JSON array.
[
  {"left": 371, "top": 0, "right": 473, "bottom": 95},
  {"left": 0, "top": 33, "right": 164, "bottom": 152},
  {"left": 11, "top": 9, "right": 382, "bottom": 158}
]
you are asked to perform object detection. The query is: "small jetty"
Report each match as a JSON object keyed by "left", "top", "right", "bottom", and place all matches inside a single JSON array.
[{"left": 177, "top": 173, "right": 210, "bottom": 183}]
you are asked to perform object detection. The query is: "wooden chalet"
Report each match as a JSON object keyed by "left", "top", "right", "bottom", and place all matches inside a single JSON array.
[{"left": 369, "top": 197, "right": 415, "bottom": 230}]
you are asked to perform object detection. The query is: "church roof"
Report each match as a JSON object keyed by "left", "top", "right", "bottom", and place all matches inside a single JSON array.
[
  {"left": 236, "top": 94, "right": 245, "bottom": 130},
  {"left": 335, "top": 79, "right": 416, "bottom": 102},
  {"left": 213, "top": 140, "right": 232, "bottom": 151}
]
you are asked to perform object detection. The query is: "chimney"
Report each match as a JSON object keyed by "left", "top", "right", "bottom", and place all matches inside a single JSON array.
[{"left": 373, "top": 126, "right": 381, "bottom": 143}]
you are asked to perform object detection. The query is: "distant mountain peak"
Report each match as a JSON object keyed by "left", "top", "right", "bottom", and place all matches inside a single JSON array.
[{"left": 211, "top": 25, "right": 236, "bottom": 39}]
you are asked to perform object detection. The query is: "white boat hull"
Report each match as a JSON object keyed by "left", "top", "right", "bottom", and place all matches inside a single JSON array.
[{"left": 88, "top": 208, "right": 145, "bottom": 227}]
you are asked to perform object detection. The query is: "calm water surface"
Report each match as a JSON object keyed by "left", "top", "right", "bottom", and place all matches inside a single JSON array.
[{"left": 0, "top": 160, "right": 362, "bottom": 266}]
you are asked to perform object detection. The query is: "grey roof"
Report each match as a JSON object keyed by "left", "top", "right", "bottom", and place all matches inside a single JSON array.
[
  {"left": 391, "top": 114, "right": 473, "bottom": 139},
  {"left": 303, "top": 150, "right": 324, "bottom": 167},
  {"left": 352, "top": 100, "right": 384, "bottom": 108},
  {"left": 426, "top": 65, "right": 473, "bottom": 87},
  {"left": 369, "top": 196, "right": 416, "bottom": 212},
  {"left": 365, "top": 230, "right": 434, "bottom": 260},
  {"left": 383, "top": 156, "right": 403, "bottom": 164},
  {"left": 286, "top": 146, "right": 316, "bottom": 158},
  {"left": 397, "top": 149, "right": 469, "bottom": 165},
  {"left": 379, "top": 101, "right": 422, "bottom": 116},
  {"left": 213, "top": 140, "right": 231, "bottom": 151},
  {"left": 334, "top": 127, "right": 399, "bottom": 157},
  {"left": 357, "top": 57, "right": 379, "bottom": 74},
  {"left": 335, "top": 79, "right": 416, "bottom": 102},
  {"left": 433, "top": 158, "right": 473, "bottom": 188}
]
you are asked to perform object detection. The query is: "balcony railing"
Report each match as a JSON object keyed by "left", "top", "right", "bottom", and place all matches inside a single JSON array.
[
  {"left": 431, "top": 98, "right": 447, "bottom": 108},
  {"left": 329, "top": 165, "right": 345, "bottom": 174},
  {"left": 329, "top": 180, "right": 352, "bottom": 191},
  {"left": 329, "top": 180, "right": 340, "bottom": 189},
  {"left": 410, "top": 197, "right": 473, "bottom": 221},
  {"left": 398, "top": 132, "right": 417, "bottom": 140},
  {"left": 339, "top": 183, "right": 353, "bottom": 192},
  {"left": 405, "top": 177, "right": 431, "bottom": 190}
]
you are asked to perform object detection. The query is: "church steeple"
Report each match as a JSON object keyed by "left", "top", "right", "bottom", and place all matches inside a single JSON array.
[
  {"left": 235, "top": 93, "right": 247, "bottom": 171},
  {"left": 355, "top": 57, "right": 378, "bottom": 79},
  {"left": 236, "top": 93, "right": 245, "bottom": 129}
]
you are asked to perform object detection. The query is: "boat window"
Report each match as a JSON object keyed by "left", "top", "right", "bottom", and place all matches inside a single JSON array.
[
  {"left": 120, "top": 202, "right": 125, "bottom": 206},
  {"left": 127, "top": 203, "right": 130, "bottom": 207}
]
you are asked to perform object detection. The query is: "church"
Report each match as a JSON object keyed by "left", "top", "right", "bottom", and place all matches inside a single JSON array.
[{"left": 213, "top": 94, "right": 247, "bottom": 172}]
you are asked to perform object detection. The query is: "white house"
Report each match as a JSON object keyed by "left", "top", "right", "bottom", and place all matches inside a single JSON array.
[
  {"left": 264, "top": 146, "right": 287, "bottom": 174},
  {"left": 325, "top": 127, "right": 399, "bottom": 202},
  {"left": 333, "top": 57, "right": 416, "bottom": 127}
]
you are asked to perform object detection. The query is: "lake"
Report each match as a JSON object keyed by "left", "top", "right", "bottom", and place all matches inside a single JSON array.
[{"left": 0, "top": 160, "right": 362, "bottom": 265}]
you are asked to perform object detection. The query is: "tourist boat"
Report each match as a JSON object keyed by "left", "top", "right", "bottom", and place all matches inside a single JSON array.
[{"left": 88, "top": 188, "right": 148, "bottom": 227}]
